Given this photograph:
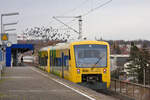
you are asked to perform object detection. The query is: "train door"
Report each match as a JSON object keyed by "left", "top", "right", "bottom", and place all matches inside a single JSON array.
[
  {"left": 61, "top": 52, "right": 64, "bottom": 78},
  {"left": 50, "top": 50, "right": 53, "bottom": 73}
]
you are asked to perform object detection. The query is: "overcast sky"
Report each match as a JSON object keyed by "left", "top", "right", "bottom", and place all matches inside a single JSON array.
[{"left": 0, "top": 0, "right": 150, "bottom": 40}]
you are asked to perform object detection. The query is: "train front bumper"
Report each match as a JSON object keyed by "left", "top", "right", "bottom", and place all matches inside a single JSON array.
[{"left": 78, "top": 82, "right": 107, "bottom": 89}]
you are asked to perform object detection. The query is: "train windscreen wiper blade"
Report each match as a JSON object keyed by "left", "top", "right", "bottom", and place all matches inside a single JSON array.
[{"left": 91, "top": 55, "right": 103, "bottom": 69}]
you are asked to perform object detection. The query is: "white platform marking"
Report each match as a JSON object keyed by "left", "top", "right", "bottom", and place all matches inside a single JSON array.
[{"left": 30, "top": 67, "right": 95, "bottom": 100}]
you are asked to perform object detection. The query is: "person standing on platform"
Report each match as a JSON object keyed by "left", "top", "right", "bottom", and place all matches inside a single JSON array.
[{"left": 21, "top": 56, "right": 24, "bottom": 66}]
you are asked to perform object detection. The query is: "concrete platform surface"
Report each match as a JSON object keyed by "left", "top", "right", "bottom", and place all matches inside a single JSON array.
[{"left": 0, "top": 66, "right": 119, "bottom": 100}]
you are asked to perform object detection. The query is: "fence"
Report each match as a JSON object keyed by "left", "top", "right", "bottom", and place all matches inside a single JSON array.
[{"left": 110, "top": 79, "right": 150, "bottom": 100}]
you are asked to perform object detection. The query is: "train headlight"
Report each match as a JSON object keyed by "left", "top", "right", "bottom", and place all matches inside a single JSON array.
[
  {"left": 77, "top": 69, "right": 80, "bottom": 74},
  {"left": 103, "top": 68, "right": 107, "bottom": 73}
]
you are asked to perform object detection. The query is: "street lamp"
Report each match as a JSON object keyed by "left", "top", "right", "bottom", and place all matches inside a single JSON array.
[{"left": 1, "top": 12, "right": 19, "bottom": 33}]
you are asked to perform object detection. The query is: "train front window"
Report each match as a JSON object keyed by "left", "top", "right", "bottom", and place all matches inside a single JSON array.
[{"left": 74, "top": 44, "right": 107, "bottom": 68}]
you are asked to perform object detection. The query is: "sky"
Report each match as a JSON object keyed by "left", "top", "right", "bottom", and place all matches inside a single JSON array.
[{"left": 0, "top": 0, "right": 150, "bottom": 40}]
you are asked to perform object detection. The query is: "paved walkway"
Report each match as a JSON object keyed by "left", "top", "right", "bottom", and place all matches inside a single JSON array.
[{"left": 0, "top": 66, "right": 119, "bottom": 100}]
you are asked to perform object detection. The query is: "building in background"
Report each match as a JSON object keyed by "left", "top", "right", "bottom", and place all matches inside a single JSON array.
[{"left": 110, "top": 54, "right": 129, "bottom": 71}]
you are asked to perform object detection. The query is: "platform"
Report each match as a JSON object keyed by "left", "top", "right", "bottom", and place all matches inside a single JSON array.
[{"left": 0, "top": 66, "right": 119, "bottom": 100}]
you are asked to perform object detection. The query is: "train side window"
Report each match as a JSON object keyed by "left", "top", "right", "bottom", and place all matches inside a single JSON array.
[{"left": 69, "top": 50, "right": 71, "bottom": 60}]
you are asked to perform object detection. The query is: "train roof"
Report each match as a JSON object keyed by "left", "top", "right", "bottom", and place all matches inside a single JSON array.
[
  {"left": 39, "top": 42, "right": 70, "bottom": 51},
  {"left": 53, "top": 42, "right": 70, "bottom": 50},
  {"left": 71, "top": 40, "right": 109, "bottom": 45},
  {"left": 39, "top": 46, "right": 53, "bottom": 51},
  {"left": 39, "top": 40, "right": 109, "bottom": 51}
]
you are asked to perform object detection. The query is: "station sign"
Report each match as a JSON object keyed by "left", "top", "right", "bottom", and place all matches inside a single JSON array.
[
  {"left": 1, "top": 34, "right": 8, "bottom": 41},
  {"left": 0, "top": 33, "right": 17, "bottom": 44},
  {"left": 6, "top": 42, "right": 12, "bottom": 47}
]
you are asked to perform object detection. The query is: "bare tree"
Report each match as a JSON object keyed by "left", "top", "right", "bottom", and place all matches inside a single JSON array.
[{"left": 23, "top": 26, "right": 75, "bottom": 41}]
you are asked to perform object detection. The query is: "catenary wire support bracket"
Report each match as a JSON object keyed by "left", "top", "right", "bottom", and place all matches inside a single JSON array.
[{"left": 53, "top": 15, "right": 82, "bottom": 40}]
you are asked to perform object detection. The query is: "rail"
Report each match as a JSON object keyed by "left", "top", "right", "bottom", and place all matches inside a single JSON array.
[{"left": 110, "top": 79, "right": 150, "bottom": 100}]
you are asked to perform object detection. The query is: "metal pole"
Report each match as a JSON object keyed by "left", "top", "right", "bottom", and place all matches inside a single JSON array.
[
  {"left": 115, "top": 79, "right": 116, "bottom": 92},
  {"left": 1, "top": 14, "right": 3, "bottom": 33},
  {"left": 78, "top": 16, "right": 82, "bottom": 39},
  {"left": 144, "top": 68, "right": 146, "bottom": 86},
  {"left": 0, "top": 68, "right": 1, "bottom": 80}
]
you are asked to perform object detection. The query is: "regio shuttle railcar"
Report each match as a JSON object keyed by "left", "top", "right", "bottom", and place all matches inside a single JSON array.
[{"left": 38, "top": 41, "right": 110, "bottom": 89}]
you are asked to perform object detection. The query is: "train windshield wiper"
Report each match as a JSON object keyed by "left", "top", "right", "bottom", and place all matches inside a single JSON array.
[{"left": 91, "top": 57, "right": 102, "bottom": 69}]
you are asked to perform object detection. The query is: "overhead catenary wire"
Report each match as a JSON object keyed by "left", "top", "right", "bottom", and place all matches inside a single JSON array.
[
  {"left": 57, "top": 18, "right": 77, "bottom": 29},
  {"left": 49, "top": 0, "right": 112, "bottom": 27},
  {"left": 54, "top": 0, "right": 112, "bottom": 31},
  {"left": 81, "top": 0, "right": 112, "bottom": 17},
  {"left": 47, "top": 0, "right": 90, "bottom": 27},
  {"left": 56, "top": 0, "right": 112, "bottom": 28},
  {"left": 60, "top": 0, "right": 90, "bottom": 16},
  {"left": 53, "top": 16, "right": 79, "bottom": 34},
  {"left": 49, "top": 0, "right": 89, "bottom": 27},
  {"left": 49, "top": 0, "right": 113, "bottom": 40}
]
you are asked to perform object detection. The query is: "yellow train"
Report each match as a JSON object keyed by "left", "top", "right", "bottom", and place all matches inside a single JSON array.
[{"left": 38, "top": 40, "right": 110, "bottom": 89}]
